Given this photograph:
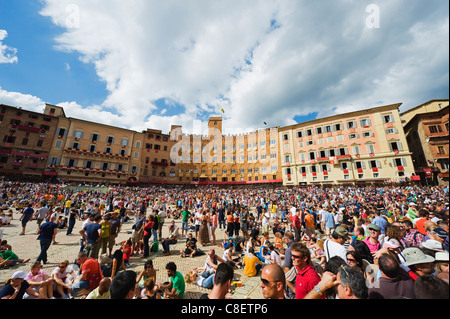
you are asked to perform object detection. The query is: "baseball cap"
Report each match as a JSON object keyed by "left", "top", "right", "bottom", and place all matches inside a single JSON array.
[
  {"left": 431, "top": 228, "right": 448, "bottom": 239},
  {"left": 368, "top": 224, "right": 381, "bottom": 231},
  {"left": 11, "top": 271, "right": 27, "bottom": 279}
]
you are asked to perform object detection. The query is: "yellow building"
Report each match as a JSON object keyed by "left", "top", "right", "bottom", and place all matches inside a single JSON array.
[
  {"left": 44, "top": 104, "right": 144, "bottom": 184},
  {"left": 279, "top": 103, "right": 415, "bottom": 186},
  {"left": 170, "top": 117, "right": 282, "bottom": 185}
]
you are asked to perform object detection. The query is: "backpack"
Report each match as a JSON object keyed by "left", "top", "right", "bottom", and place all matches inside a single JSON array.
[{"left": 151, "top": 241, "right": 159, "bottom": 253}]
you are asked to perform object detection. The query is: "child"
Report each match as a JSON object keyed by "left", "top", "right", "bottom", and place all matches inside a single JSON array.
[{"left": 120, "top": 238, "right": 132, "bottom": 267}]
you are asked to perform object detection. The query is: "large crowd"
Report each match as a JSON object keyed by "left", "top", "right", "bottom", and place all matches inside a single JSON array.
[{"left": 0, "top": 180, "right": 448, "bottom": 299}]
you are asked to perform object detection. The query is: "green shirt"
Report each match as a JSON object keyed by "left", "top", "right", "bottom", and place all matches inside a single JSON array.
[
  {"left": 181, "top": 210, "right": 191, "bottom": 222},
  {"left": 170, "top": 271, "right": 185, "bottom": 298},
  {"left": 0, "top": 250, "right": 18, "bottom": 261}
]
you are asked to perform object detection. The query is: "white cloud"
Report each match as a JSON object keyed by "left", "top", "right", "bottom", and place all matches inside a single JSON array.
[
  {"left": 0, "top": 86, "right": 45, "bottom": 111},
  {"left": 6, "top": 0, "right": 446, "bottom": 134},
  {"left": 0, "top": 29, "right": 18, "bottom": 64}
]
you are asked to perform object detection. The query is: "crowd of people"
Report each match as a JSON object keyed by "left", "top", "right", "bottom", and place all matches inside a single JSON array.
[{"left": 0, "top": 180, "right": 449, "bottom": 300}]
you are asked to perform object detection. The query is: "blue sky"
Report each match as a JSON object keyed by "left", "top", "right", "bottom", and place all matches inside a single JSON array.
[
  {"left": 0, "top": 1, "right": 448, "bottom": 134},
  {"left": 0, "top": 0, "right": 107, "bottom": 107}
]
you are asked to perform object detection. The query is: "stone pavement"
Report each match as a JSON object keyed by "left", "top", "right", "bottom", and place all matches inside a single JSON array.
[{"left": 0, "top": 207, "right": 270, "bottom": 299}]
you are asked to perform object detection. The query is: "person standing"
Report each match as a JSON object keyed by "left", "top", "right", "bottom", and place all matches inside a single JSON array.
[
  {"left": 79, "top": 214, "right": 103, "bottom": 260},
  {"left": 19, "top": 204, "right": 34, "bottom": 235},
  {"left": 181, "top": 206, "right": 191, "bottom": 237},
  {"left": 36, "top": 215, "right": 58, "bottom": 265},
  {"left": 291, "top": 242, "right": 322, "bottom": 299},
  {"left": 66, "top": 208, "right": 81, "bottom": 236}
]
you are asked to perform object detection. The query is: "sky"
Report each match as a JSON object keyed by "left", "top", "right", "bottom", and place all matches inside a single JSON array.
[{"left": 0, "top": 0, "right": 448, "bottom": 135}]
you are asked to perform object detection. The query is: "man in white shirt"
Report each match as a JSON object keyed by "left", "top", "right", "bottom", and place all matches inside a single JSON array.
[{"left": 324, "top": 226, "right": 349, "bottom": 263}]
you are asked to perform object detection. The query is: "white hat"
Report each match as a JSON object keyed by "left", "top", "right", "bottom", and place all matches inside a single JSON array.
[
  {"left": 420, "top": 239, "right": 444, "bottom": 252},
  {"left": 11, "top": 271, "right": 27, "bottom": 279},
  {"left": 409, "top": 202, "right": 417, "bottom": 206},
  {"left": 403, "top": 247, "right": 435, "bottom": 267},
  {"left": 435, "top": 251, "right": 449, "bottom": 262}
]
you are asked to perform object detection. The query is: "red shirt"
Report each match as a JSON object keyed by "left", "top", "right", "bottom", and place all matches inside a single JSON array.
[
  {"left": 143, "top": 221, "right": 154, "bottom": 236},
  {"left": 295, "top": 264, "right": 322, "bottom": 299}
]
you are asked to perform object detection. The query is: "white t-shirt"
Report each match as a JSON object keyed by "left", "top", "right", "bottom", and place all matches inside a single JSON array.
[
  {"left": 270, "top": 251, "right": 282, "bottom": 266},
  {"left": 324, "top": 239, "right": 348, "bottom": 263}
]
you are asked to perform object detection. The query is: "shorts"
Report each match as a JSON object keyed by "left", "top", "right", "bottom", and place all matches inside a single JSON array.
[
  {"left": 71, "top": 280, "right": 90, "bottom": 294},
  {"left": 131, "top": 230, "right": 141, "bottom": 243},
  {"left": 195, "top": 225, "right": 200, "bottom": 232},
  {"left": 181, "top": 221, "right": 189, "bottom": 231}
]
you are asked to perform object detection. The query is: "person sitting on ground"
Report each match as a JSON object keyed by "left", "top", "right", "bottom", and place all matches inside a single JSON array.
[
  {"left": 180, "top": 233, "right": 197, "bottom": 258},
  {"left": 0, "top": 271, "right": 42, "bottom": 299},
  {"left": 51, "top": 260, "right": 75, "bottom": 299},
  {"left": 110, "top": 270, "right": 138, "bottom": 299},
  {"left": 200, "top": 263, "right": 234, "bottom": 299},
  {"left": 161, "top": 262, "right": 185, "bottom": 299},
  {"left": 24, "top": 261, "right": 54, "bottom": 299},
  {"left": 86, "top": 277, "right": 111, "bottom": 300},
  {"left": 141, "top": 278, "right": 162, "bottom": 299},
  {"left": 243, "top": 247, "right": 263, "bottom": 277},
  {"left": 137, "top": 259, "right": 157, "bottom": 290}
]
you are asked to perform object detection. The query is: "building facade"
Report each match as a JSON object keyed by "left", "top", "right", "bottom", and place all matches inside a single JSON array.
[
  {"left": 278, "top": 103, "right": 415, "bottom": 186},
  {"left": 402, "top": 100, "right": 449, "bottom": 185},
  {"left": 0, "top": 104, "right": 57, "bottom": 180},
  {"left": 170, "top": 117, "right": 282, "bottom": 185}
]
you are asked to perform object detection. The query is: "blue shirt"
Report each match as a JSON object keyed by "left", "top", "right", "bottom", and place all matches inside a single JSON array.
[
  {"left": 39, "top": 222, "right": 57, "bottom": 240},
  {"left": 323, "top": 212, "right": 335, "bottom": 228},
  {"left": 372, "top": 216, "right": 388, "bottom": 233},
  {"left": 84, "top": 223, "right": 102, "bottom": 244}
]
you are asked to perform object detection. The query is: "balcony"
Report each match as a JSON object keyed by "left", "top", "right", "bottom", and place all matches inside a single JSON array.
[
  {"left": 151, "top": 161, "right": 169, "bottom": 167},
  {"left": 336, "top": 154, "right": 351, "bottom": 161}
]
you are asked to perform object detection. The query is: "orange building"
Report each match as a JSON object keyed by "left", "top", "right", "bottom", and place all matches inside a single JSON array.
[{"left": 402, "top": 100, "right": 449, "bottom": 185}]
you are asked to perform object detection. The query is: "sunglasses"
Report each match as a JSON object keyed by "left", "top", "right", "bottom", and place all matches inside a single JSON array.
[
  {"left": 291, "top": 253, "right": 303, "bottom": 259},
  {"left": 261, "top": 278, "right": 280, "bottom": 286}
]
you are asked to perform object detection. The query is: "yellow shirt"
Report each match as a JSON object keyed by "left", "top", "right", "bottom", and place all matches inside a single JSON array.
[{"left": 243, "top": 254, "right": 261, "bottom": 277}]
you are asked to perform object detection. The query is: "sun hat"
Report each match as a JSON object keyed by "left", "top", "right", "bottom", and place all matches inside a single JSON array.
[
  {"left": 334, "top": 226, "right": 349, "bottom": 239},
  {"left": 435, "top": 251, "right": 449, "bottom": 262},
  {"left": 420, "top": 239, "right": 445, "bottom": 252},
  {"left": 383, "top": 238, "right": 401, "bottom": 249},
  {"left": 11, "top": 271, "right": 27, "bottom": 279},
  {"left": 403, "top": 247, "right": 435, "bottom": 267}
]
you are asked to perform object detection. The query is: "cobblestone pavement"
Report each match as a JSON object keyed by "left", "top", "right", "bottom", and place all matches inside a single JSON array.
[{"left": 1, "top": 207, "right": 269, "bottom": 299}]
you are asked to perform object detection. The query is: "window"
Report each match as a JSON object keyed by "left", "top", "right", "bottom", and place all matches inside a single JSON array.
[
  {"left": 296, "top": 131, "right": 303, "bottom": 138},
  {"left": 106, "top": 136, "right": 114, "bottom": 144},
  {"left": 429, "top": 125, "right": 442, "bottom": 133},
  {"left": 366, "top": 144, "right": 375, "bottom": 154},
  {"left": 390, "top": 141, "right": 402, "bottom": 152},
  {"left": 437, "top": 146, "right": 446, "bottom": 155},
  {"left": 316, "top": 127, "right": 323, "bottom": 134},
  {"left": 58, "top": 128, "right": 66, "bottom": 137},
  {"left": 386, "top": 128, "right": 398, "bottom": 134},
  {"left": 362, "top": 131, "right": 373, "bottom": 137},
  {"left": 85, "top": 161, "right": 93, "bottom": 169},
  {"left": 347, "top": 121, "right": 356, "bottom": 129},
  {"left": 136, "top": 141, "right": 141, "bottom": 148},
  {"left": 360, "top": 119, "right": 371, "bottom": 127},
  {"left": 306, "top": 129, "right": 313, "bottom": 136},
  {"left": 283, "top": 134, "right": 289, "bottom": 141},
  {"left": 73, "top": 130, "right": 83, "bottom": 139},
  {"left": 325, "top": 125, "right": 332, "bottom": 133},
  {"left": 91, "top": 133, "right": 99, "bottom": 142},
  {"left": 105, "top": 147, "right": 112, "bottom": 154},
  {"left": 309, "top": 152, "right": 316, "bottom": 160},
  {"left": 382, "top": 114, "right": 394, "bottom": 123},
  {"left": 349, "top": 133, "right": 359, "bottom": 139},
  {"left": 334, "top": 123, "right": 343, "bottom": 131},
  {"left": 89, "top": 145, "right": 97, "bottom": 152},
  {"left": 352, "top": 146, "right": 360, "bottom": 155}
]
